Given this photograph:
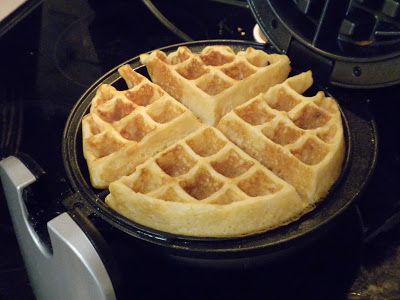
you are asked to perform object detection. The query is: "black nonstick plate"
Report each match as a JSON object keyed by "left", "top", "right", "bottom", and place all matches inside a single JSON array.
[{"left": 63, "top": 40, "right": 378, "bottom": 259}]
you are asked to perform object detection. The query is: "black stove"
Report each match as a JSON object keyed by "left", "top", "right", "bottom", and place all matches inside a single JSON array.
[{"left": 1, "top": 0, "right": 399, "bottom": 299}]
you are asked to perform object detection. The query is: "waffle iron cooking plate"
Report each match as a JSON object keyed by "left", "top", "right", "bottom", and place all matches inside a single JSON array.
[{"left": 62, "top": 39, "right": 377, "bottom": 258}]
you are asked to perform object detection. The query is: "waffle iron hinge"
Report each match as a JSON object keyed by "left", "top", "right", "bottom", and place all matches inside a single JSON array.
[
  {"left": 0, "top": 156, "right": 116, "bottom": 300},
  {"left": 286, "top": 39, "right": 333, "bottom": 83}
]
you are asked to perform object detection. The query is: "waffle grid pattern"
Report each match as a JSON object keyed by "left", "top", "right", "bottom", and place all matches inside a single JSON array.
[
  {"left": 218, "top": 71, "right": 345, "bottom": 203},
  {"left": 119, "top": 127, "right": 291, "bottom": 204},
  {"left": 82, "top": 65, "right": 201, "bottom": 188},
  {"left": 106, "top": 126, "right": 307, "bottom": 237}
]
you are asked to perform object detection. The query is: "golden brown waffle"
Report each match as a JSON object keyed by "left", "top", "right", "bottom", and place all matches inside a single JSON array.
[
  {"left": 82, "top": 45, "right": 345, "bottom": 238},
  {"left": 106, "top": 126, "right": 308, "bottom": 237},
  {"left": 140, "top": 46, "right": 291, "bottom": 125},
  {"left": 82, "top": 65, "right": 201, "bottom": 188},
  {"left": 217, "top": 71, "right": 345, "bottom": 204}
]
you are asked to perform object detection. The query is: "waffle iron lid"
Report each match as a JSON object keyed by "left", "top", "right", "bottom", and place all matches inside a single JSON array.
[{"left": 248, "top": 0, "right": 400, "bottom": 89}]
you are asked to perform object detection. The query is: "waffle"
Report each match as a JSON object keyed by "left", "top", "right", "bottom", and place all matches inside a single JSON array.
[
  {"left": 82, "top": 65, "right": 201, "bottom": 189},
  {"left": 106, "top": 126, "right": 308, "bottom": 237},
  {"left": 217, "top": 71, "right": 345, "bottom": 204},
  {"left": 140, "top": 46, "right": 291, "bottom": 125}
]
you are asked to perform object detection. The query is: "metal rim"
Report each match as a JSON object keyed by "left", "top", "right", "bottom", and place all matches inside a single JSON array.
[{"left": 62, "top": 39, "right": 377, "bottom": 256}]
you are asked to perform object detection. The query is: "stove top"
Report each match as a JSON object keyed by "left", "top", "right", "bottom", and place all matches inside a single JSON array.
[{"left": 0, "top": 0, "right": 399, "bottom": 299}]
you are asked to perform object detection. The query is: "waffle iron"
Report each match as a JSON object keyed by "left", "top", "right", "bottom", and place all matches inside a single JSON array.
[{"left": 1, "top": 0, "right": 393, "bottom": 298}]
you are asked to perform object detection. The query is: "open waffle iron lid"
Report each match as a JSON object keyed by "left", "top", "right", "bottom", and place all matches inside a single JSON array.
[
  {"left": 63, "top": 40, "right": 378, "bottom": 256},
  {"left": 248, "top": 0, "right": 400, "bottom": 88}
]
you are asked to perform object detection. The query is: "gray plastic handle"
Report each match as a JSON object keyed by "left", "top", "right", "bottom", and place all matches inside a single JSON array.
[{"left": 0, "top": 156, "right": 116, "bottom": 300}]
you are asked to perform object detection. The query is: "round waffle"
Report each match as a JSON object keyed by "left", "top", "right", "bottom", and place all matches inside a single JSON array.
[{"left": 82, "top": 45, "right": 345, "bottom": 237}]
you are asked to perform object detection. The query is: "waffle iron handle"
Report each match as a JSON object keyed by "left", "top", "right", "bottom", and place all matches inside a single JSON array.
[{"left": 0, "top": 156, "right": 116, "bottom": 300}]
